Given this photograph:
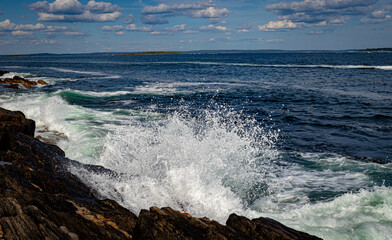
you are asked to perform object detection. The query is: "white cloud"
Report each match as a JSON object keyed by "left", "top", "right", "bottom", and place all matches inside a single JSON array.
[
  {"left": 166, "top": 24, "right": 187, "bottom": 32},
  {"left": 192, "top": 7, "right": 230, "bottom": 18},
  {"left": 124, "top": 24, "right": 153, "bottom": 32},
  {"left": 361, "top": 7, "right": 392, "bottom": 23},
  {"left": 140, "top": 1, "right": 230, "bottom": 24},
  {"left": 264, "top": 0, "right": 377, "bottom": 30},
  {"left": 86, "top": 0, "right": 122, "bottom": 13},
  {"left": 209, "top": 37, "right": 215, "bottom": 41},
  {"left": 115, "top": 31, "right": 124, "bottom": 35},
  {"left": 29, "top": 0, "right": 123, "bottom": 22},
  {"left": 12, "top": 30, "right": 34, "bottom": 37},
  {"left": 36, "top": 11, "right": 122, "bottom": 22},
  {"left": 0, "top": 19, "right": 16, "bottom": 31},
  {"left": 258, "top": 19, "right": 301, "bottom": 31},
  {"left": 14, "top": 23, "right": 46, "bottom": 31},
  {"left": 141, "top": 2, "right": 214, "bottom": 14},
  {"left": 199, "top": 24, "right": 227, "bottom": 31},
  {"left": 65, "top": 31, "right": 85, "bottom": 36},
  {"left": 101, "top": 25, "right": 124, "bottom": 31},
  {"left": 0, "top": 18, "right": 85, "bottom": 39}
]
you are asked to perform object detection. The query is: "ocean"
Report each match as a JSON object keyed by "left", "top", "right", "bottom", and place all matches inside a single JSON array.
[{"left": 1, "top": 52, "right": 391, "bottom": 239}]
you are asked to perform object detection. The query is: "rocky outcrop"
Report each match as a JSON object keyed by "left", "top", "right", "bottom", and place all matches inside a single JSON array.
[
  {"left": 0, "top": 73, "right": 48, "bottom": 89},
  {"left": 0, "top": 107, "right": 322, "bottom": 240}
]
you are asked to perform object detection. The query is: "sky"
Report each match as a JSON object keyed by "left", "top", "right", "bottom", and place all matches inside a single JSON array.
[{"left": 0, "top": 0, "right": 391, "bottom": 54}]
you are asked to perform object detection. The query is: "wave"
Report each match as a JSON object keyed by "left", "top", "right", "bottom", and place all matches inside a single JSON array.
[
  {"left": 47, "top": 67, "right": 108, "bottom": 76},
  {"left": 64, "top": 89, "right": 133, "bottom": 97}
]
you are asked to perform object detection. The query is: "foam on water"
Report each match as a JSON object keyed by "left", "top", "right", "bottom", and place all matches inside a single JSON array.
[
  {"left": 71, "top": 89, "right": 133, "bottom": 97},
  {"left": 47, "top": 67, "right": 108, "bottom": 76},
  {"left": 255, "top": 186, "right": 392, "bottom": 240}
]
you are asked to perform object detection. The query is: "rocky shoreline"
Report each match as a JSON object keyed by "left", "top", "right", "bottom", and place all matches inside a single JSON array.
[{"left": 0, "top": 107, "right": 322, "bottom": 240}]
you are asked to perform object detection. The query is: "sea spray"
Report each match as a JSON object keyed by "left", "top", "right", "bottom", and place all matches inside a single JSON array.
[{"left": 70, "top": 105, "right": 280, "bottom": 222}]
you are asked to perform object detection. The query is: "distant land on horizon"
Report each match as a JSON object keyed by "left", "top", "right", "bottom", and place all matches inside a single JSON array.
[{"left": 1, "top": 48, "right": 391, "bottom": 56}]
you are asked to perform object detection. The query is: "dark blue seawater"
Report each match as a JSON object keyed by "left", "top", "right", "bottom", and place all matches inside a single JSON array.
[{"left": 1, "top": 53, "right": 392, "bottom": 239}]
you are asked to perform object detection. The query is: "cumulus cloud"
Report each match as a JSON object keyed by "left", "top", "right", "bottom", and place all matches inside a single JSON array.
[
  {"left": 192, "top": 7, "right": 230, "bottom": 18},
  {"left": 0, "top": 19, "right": 16, "bottom": 31},
  {"left": 0, "top": 18, "right": 84, "bottom": 38},
  {"left": 29, "top": 0, "right": 123, "bottom": 22},
  {"left": 361, "top": 7, "right": 392, "bottom": 23},
  {"left": 258, "top": 19, "right": 301, "bottom": 31},
  {"left": 261, "top": 0, "right": 378, "bottom": 31},
  {"left": 140, "top": 1, "right": 230, "bottom": 24}
]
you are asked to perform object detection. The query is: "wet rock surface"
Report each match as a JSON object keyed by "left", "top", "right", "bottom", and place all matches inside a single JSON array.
[
  {"left": 0, "top": 72, "right": 48, "bottom": 89},
  {"left": 0, "top": 107, "right": 322, "bottom": 240}
]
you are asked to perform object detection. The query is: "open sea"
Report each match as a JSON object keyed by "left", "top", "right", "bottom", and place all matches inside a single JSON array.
[{"left": 1, "top": 52, "right": 391, "bottom": 239}]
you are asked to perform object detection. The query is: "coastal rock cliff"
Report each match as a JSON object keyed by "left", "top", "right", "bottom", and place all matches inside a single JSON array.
[{"left": 0, "top": 107, "right": 322, "bottom": 240}]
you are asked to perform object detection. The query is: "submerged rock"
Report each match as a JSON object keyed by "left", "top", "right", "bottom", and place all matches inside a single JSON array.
[{"left": 0, "top": 107, "right": 322, "bottom": 240}]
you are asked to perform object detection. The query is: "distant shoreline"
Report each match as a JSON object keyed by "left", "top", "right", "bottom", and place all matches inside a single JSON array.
[
  {"left": 1, "top": 48, "right": 391, "bottom": 56},
  {"left": 123, "top": 51, "right": 195, "bottom": 55}
]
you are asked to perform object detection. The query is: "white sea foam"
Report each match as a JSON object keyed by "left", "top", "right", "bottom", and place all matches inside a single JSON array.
[
  {"left": 47, "top": 67, "right": 108, "bottom": 76},
  {"left": 71, "top": 89, "right": 132, "bottom": 97},
  {"left": 254, "top": 186, "right": 392, "bottom": 240}
]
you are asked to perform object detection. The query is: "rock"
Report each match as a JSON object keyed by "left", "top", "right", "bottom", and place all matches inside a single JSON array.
[
  {"left": 23, "top": 83, "right": 35, "bottom": 89},
  {"left": 0, "top": 107, "right": 139, "bottom": 239},
  {"left": 0, "top": 70, "right": 9, "bottom": 76},
  {"left": 10, "top": 76, "right": 28, "bottom": 84},
  {"left": 27, "top": 80, "right": 38, "bottom": 86},
  {"left": 4, "top": 83, "right": 19, "bottom": 89},
  {"left": 37, "top": 80, "right": 48, "bottom": 85},
  {"left": 226, "top": 213, "right": 320, "bottom": 240},
  {"left": 0, "top": 107, "right": 323, "bottom": 240}
]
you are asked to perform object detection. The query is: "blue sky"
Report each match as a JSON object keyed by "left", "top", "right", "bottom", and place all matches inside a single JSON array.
[{"left": 0, "top": 0, "right": 391, "bottom": 54}]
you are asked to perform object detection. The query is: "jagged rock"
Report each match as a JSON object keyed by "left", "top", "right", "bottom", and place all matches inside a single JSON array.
[
  {"left": 0, "top": 107, "right": 323, "bottom": 240},
  {"left": 226, "top": 213, "right": 319, "bottom": 240},
  {"left": 37, "top": 80, "right": 48, "bottom": 85}
]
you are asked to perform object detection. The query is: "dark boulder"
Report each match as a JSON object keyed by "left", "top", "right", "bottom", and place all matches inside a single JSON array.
[{"left": 0, "top": 70, "right": 9, "bottom": 77}]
